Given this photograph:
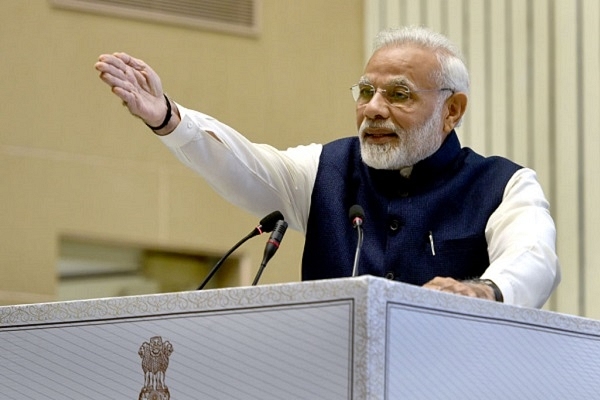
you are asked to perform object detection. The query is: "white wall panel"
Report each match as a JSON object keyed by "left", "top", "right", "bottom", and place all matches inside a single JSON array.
[
  {"left": 403, "top": 0, "right": 424, "bottom": 26},
  {"left": 553, "top": 0, "right": 580, "bottom": 315},
  {"left": 529, "top": 0, "right": 555, "bottom": 311},
  {"left": 581, "top": 0, "right": 600, "bottom": 320},
  {"left": 423, "top": 0, "right": 445, "bottom": 34},
  {"left": 489, "top": 0, "right": 508, "bottom": 157},
  {"left": 464, "top": 0, "right": 487, "bottom": 152},
  {"left": 509, "top": 0, "right": 530, "bottom": 165},
  {"left": 531, "top": 0, "right": 551, "bottom": 190}
]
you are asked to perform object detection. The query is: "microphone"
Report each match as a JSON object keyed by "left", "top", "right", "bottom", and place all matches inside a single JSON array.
[
  {"left": 196, "top": 211, "right": 284, "bottom": 290},
  {"left": 349, "top": 205, "right": 365, "bottom": 277},
  {"left": 252, "top": 220, "right": 288, "bottom": 286}
]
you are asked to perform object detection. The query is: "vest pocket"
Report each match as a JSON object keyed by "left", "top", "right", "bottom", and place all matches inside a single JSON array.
[{"left": 428, "top": 234, "right": 490, "bottom": 279}]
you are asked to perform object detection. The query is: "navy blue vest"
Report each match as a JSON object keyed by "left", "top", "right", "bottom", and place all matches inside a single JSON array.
[{"left": 301, "top": 131, "right": 521, "bottom": 285}]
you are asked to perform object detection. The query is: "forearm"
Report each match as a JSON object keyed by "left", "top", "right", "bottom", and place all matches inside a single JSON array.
[{"left": 157, "top": 105, "right": 320, "bottom": 232}]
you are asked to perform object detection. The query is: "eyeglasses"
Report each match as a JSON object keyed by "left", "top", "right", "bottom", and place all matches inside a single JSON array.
[{"left": 350, "top": 83, "right": 454, "bottom": 107}]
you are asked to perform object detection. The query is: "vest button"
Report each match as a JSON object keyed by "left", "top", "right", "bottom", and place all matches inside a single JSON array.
[
  {"left": 389, "top": 219, "right": 400, "bottom": 231},
  {"left": 385, "top": 272, "right": 395, "bottom": 280}
]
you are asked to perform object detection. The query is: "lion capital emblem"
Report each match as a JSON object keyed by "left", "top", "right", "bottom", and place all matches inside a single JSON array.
[{"left": 138, "top": 336, "right": 174, "bottom": 400}]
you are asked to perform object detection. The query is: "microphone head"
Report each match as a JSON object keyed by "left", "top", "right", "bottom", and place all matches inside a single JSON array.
[
  {"left": 270, "top": 219, "right": 288, "bottom": 242},
  {"left": 349, "top": 204, "right": 365, "bottom": 227},
  {"left": 260, "top": 220, "right": 288, "bottom": 266},
  {"left": 258, "top": 210, "right": 284, "bottom": 233}
]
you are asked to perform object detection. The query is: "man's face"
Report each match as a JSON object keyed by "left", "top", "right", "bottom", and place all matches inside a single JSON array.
[{"left": 356, "top": 45, "right": 449, "bottom": 170}]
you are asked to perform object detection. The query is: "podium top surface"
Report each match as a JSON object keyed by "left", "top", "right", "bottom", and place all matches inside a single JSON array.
[{"left": 0, "top": 275, "right": 597, "bottom": 335}]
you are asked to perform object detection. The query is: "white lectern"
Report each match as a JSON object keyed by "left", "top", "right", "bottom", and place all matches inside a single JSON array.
[{"left": 1, "top": 276, "right": 599, "bottom": 399}]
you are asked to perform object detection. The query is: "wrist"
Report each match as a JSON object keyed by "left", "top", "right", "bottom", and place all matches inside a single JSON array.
[
  {"left": 145, "top": 94, "right": 172, "bottom": 131},
  {"left": 468, "top": 278, "right": 504, "bottom": 302},
  {"left": 145, "top": 95, "right": 180, "bottom": 136}
]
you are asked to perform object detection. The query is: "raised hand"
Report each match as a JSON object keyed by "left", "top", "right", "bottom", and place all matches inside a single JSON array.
[{"left": 95, "top": 53, "right": 174, "bottom": 130}]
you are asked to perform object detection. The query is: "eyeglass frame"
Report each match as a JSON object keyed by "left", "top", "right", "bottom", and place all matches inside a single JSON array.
[{"left": 350, "top": 82, "right": 455, "bottom": 107}]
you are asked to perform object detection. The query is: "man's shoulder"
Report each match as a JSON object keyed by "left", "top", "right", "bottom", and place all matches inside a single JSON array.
[
  {"left": 461, "top": 146, "right": 523, "bottom": 170},
  {"left": 457, "top": 149, "right": 524, "bottom": 191}
]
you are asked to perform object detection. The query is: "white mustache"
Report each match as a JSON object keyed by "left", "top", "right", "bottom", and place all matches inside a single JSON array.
[{"left": 358, "top": 119, "right": 400, "bottom": 137}]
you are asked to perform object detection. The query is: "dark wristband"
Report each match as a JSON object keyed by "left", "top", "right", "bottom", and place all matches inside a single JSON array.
[
  {"left": 478, "top": 279, "right": 504, "bottom": 302},
  {"left": 145, "top": 94, "right": 171, "bottom": 131}
]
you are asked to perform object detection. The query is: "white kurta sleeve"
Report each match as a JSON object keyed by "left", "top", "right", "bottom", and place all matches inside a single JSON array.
[
  {"left": 156, "top": 104, "right": 321, "bottom": 233},
  {"left": 482, "top": 168, "right": 561, "bottom": 308}
]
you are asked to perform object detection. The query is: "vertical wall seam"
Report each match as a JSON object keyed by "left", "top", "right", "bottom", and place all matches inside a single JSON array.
[
  {"left": 440, "top": 0, "right": 448, "bottom": 36},
  {"left": 462, "top": 0, "right": 471, "bottom": 145},
  {"left": 576, "top": 0, "right": 585, "bottom": 316},
  {"left": 526, "top": 0, "right": 535, "bottom": 168},
  {"left": 547, "top": 0, "right": 558, "bottom": 311},
  {"left": 505, "top": 0, "right": 514, "bottom": 159},
  {"left": 484, "top": 0, "right": 493, "bottom": 155},
  {"left": 380, "top": 0, "right": 388, "bottom": 30},
  {"left": 399, "top": 0, "right": 407, "bottom": 27}
]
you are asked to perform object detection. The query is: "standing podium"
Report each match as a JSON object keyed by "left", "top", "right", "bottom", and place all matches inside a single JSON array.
[{"left": 1, "top": 275, "right": 599, "bottom": 399}]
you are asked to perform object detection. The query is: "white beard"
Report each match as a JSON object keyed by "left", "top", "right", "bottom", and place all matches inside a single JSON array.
[{"left": 359, "top": 104, "right": 445, "bottom": 170}]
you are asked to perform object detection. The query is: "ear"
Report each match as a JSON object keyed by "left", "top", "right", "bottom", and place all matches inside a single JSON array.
[{"left": 442, "top": 92, "right": 467, "bottom": 134}]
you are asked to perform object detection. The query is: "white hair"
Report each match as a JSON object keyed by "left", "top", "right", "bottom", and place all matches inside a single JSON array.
[{"left": 372, "top": 26, "right": 470, "bottom": 96}]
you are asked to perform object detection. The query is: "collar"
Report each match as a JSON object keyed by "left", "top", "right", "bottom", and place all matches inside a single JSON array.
[
  {"left": 409, "top": 130, "right": 461, "bottom": 181},
  {"left": 366, "top": 130, "right": 462, "bottom": 196}
]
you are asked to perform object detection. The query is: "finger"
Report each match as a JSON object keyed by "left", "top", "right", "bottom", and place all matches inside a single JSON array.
[
  {"left": 423, "top": 276, "right": 453, "bottom": 288},
  {"left": 122, "top": 67, "right": 138, "bottom": 86},
  {"left": 422, "top": 281, "right": 440, "bottom": 290},
  {"left": 132, "top": 68, "right": 152, "bottom": 93},
  {"left": 448, "top": 284, "right": 478, "bottom": 297},
  {"left": 111, "top": 86, "right": 134, "bottom": 104},
  {"left": 112, "top": 54, "right": 162, "bottom": 96},
  {"left": 115, "top": 52, "right": 148, "bottom": 71},
  {"left": 97, "top": 71, "right": 130, "bottom": 94},
  {"left": 97, "top": 54, "right": 129, "bottom": 73},
  {"left": 424, "top": 277, "right": 470, "bottom": 295},
  {"left": 100, "top": 66, "right": 146, "bottom": 97},
  {"left": 96, "top": 61, "right": 129, "bottom": 84}
]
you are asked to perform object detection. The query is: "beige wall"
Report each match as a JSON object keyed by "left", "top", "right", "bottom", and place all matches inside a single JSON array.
[{"left": 0, "top": 1, "right": 364, "bottom": 304}]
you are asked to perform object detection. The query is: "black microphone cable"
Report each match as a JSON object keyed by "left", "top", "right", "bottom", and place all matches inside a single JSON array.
[
  {"left": 196, "top": 211, "right": 283, "bottom": 290},
  {"left": 349, "top": 205, "right": 365, "bottom": 277}
]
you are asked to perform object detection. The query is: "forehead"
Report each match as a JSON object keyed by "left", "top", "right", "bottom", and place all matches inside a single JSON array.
[{"left": 362, "top": 45, "right": 439, "bottom": 87}]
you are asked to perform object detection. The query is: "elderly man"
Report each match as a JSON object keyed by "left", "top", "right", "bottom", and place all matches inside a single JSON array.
[{"left": 95, "top": 26, "right": 560, "bottom": 308}]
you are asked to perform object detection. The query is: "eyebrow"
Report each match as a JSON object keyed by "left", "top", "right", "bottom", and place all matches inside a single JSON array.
[{"left": 358, "top": 76, "right": 412, "bottom": 87}]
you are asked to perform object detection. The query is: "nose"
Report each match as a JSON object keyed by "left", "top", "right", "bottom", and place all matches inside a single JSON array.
[{"left": 361, "top": 90, "right": 390, "bottom": 120}]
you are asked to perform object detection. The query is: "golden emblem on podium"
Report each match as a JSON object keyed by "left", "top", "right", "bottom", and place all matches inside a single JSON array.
[{"left": 138, "top": 336, "right": 174, "bottom": 400}]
